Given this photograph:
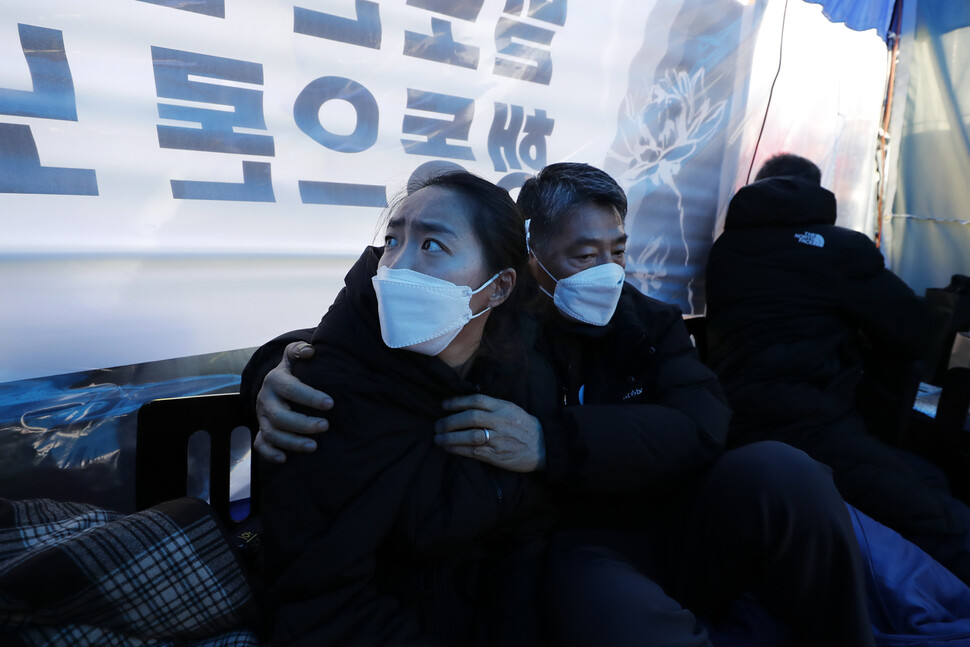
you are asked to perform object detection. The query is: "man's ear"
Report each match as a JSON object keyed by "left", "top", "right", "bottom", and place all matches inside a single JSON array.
[{"left": 489, "top": 268, "right": 517, "bottom": 307}]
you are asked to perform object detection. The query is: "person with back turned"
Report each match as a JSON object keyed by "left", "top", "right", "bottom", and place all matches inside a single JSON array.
[{"left": 705, "top": 152, "right": 970, "bottom": 585}]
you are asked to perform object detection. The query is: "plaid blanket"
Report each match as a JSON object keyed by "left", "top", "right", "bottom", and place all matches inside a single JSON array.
[{"left": 0, "top": 497, "right": 263, "bottom": 646}]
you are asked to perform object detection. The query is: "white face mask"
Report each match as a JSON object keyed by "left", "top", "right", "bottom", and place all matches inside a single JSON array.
[
  {"left": 371, "top": 265, "right": 500, "bottom": 356},
  {"left": 526, "top": 220, "right": 625, "bottom": 326}
]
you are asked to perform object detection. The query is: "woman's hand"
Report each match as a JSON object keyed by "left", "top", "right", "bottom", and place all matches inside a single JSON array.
[
  {"left": 254, "top": 341, "right": 334, "bottom": 463},
  {"left": 433, "top": 394, "right": 546, "bottom": 473}
]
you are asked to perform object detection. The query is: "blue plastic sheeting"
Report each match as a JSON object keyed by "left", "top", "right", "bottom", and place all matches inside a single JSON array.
[
  {"left": 0, "top": 348, "right": 252, "bottom": 513},
  {"left": 918, "top": 0, "right": 970, "bottom": 35},
  {"left": 803, "top": 0, "right": 897, "bottom": 39}
]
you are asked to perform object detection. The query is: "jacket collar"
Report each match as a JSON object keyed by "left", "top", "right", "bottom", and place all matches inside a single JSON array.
[{"left": 544, "top": 283, "right": 664, "bottom": 358}]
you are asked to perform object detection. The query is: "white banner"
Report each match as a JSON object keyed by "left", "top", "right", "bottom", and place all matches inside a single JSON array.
[
  {"left": 0, "top": 0, "right": 888, "bottom": 384},
  {"left": 0, "top": 0, "right": 653, "bottom": 382}
]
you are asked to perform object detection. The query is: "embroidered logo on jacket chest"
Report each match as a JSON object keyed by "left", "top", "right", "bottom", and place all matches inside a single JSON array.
[
  {"left": 622, "top": 386, "right": 643, "bottom": 400},
  {"left": 620, "top": 374, "right": 645, "bottom": 402}
]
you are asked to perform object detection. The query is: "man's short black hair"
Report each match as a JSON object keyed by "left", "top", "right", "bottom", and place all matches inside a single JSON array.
[
  {"left": 754, "top": 153, "right": 822, "bottom": 185},
  {"left": 517, "top": 162, "right": 627, "bottom": 254}
]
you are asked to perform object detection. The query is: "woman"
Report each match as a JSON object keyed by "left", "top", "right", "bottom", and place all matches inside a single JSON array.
[{"left": 260, "top": 172, "right": 557, "bottom": 646}]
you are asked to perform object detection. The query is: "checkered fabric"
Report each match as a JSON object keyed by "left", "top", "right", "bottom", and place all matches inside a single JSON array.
[{"left": 0, "top": 497, "right": 262, "bottom": 646}]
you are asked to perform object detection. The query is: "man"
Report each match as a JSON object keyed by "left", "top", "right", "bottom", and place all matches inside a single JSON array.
[
  {"left": 245, "top": 163, "right": 873, "bottom": 645},
  {"left": 705, "top": 152, "right": 970, "bottom": 584}
]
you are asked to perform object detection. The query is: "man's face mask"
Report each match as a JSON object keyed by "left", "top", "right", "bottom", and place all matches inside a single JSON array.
[
  {"left": 526, "top": 219, "right": 625, "bottom": 327},
  {"left": 371, "top": 265, "right": 500, "bottom": 356}
]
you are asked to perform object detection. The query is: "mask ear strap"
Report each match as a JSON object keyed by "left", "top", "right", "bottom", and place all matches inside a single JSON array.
[
  {"left": 471, "top": 270, "right": 503, "bottom": 295},
  {"left": 525, "top": 219, "right": 559, "bottom": 299},
  {"left": 470, "top": 268, "right": 511, "bottom": 319}
]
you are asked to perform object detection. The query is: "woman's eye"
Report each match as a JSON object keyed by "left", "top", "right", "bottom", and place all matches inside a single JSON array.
[
  {"left": 384, "top": 235, "right": 398, "bottom": 248},
  {"left": 422, "top": 239, "right": 444, "bottom": 252}
]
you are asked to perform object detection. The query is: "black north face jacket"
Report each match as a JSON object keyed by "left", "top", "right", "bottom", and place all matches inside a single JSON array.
[
  {"left": 704, "top": 176, "right": 929, "bottom": 444},
  {"left": 260, "top": 248, "right": 558, "bottom": 647}
]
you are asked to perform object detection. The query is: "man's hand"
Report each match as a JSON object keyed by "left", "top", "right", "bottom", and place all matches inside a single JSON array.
[
  {"left": 254, "top": 341, "right": 333, "bottom": 463},
  {"left": 434, "top": 394, "right": 546, "bottom": 473}
]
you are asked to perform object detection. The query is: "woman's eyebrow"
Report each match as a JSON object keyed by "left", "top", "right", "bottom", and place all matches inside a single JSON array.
[
  {"left": 409, "top": 218, "right": 459, "bottom": 238},
  {"left": 416, "top": 220, "right": 457, "bottom": 237},
  {"left": 385, "top": 213, "right": 458, "bottom": 237}
]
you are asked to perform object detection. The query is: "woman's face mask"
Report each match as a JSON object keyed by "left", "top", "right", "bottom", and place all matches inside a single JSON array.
[
  {"left": 373, "top": 185, "right": 506, "bottom": 356},
  {"left": 372, "top": 266, "right": 499, "bottom": 356}
]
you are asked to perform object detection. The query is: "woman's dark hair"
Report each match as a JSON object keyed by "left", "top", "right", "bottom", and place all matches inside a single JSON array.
[
  {"left": 517, "top": 162, "right": 627, "bottom": 255},
  {"left": 390, "top": 170, "right": 537, "bottom": 361}
]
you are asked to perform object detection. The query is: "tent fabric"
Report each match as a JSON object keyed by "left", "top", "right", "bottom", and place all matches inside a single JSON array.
[
  {"left": 886, "top": 0, "right": 970, "bottom": 295},
  {"left": 804, "top": 0, "right": 897, "bottom": 40}
]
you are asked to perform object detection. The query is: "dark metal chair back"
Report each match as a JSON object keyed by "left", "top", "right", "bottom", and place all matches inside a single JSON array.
[{"left": 135, "top": 393, "right": 258, "bottom": 526}]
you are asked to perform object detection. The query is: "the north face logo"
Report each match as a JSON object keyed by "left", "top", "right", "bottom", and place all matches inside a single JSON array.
[{"left": 794, "top": 231, "right": 825, "bottom": 248}]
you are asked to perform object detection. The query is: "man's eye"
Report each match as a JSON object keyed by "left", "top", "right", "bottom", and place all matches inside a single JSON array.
[{"left": 613, "top": 249, "right": 626, "bottom": 257}]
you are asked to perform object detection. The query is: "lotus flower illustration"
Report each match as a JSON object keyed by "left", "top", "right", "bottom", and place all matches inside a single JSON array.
[{"left": 609, "top": 67, "right": 725, "bottom": 305}]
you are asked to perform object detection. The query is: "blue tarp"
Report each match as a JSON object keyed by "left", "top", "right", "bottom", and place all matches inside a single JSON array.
[
  {"left": 806, "top": 0, "right": 970, "bottom": 41},
  {"left": 804, "top": 0, "right": 897, "bottom": 39}
]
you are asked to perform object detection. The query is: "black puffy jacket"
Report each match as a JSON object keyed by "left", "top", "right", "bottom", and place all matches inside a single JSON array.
[
  {"left": 260, "top": 248, "right": 558, "bottom": 647},
  {"left": 538, "top": 283, "right": 731, "bottom": 527},
  {"left": 705, "top": 177, "right": 929, "bottom": 444}
]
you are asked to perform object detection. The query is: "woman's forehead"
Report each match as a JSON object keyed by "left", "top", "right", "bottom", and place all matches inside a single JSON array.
[{"left": 394, "top": 186, "right": 473, "bottom": 232}]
